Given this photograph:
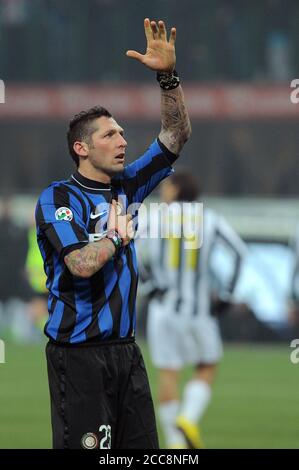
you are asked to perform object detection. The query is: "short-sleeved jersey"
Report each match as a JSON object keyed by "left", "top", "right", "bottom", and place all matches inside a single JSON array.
[{"left": 36, "top": 139, "right": 177, "bottom": 344}]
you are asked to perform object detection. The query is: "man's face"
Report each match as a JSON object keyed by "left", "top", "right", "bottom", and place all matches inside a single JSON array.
[{"left": 83, "top": 116, "right": 127, "bottom": 176}]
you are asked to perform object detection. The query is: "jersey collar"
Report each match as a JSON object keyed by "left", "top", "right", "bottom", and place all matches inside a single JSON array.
[{"left": 71, "top": 171, "right": 112, "bottom": 191}]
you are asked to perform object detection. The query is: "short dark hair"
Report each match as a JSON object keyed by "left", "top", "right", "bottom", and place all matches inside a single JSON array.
[
  {"left": 170, "top": 168, "right": 201, "bottom": 201},
  {"left": 67, "top": 105, "right": 112, "bottom": 166}
]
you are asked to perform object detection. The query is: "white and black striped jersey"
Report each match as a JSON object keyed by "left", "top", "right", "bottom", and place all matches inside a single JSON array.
[{"left": 137, "top": 203, "right": 247, "bottom": 317}]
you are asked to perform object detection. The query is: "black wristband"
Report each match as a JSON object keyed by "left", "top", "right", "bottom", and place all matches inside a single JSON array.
[
  {"left": 156, "top": 69, "right": 180, "bottom": 90},
  {"left": 107, "top": 229, "right": 122, "bottom": 253}
]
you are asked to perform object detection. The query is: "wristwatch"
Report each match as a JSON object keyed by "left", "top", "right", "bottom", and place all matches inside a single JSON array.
[{"left": 107, "top": 229, "right": 122, "bottom": 253}]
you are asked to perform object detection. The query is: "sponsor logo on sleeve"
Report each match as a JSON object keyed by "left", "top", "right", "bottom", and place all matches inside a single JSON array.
[{"left": 55, "top": 207, "right": 73, "bottom": 222}]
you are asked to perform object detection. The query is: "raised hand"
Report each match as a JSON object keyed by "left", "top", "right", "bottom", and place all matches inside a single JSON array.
[{"left": 126, "top": 18, "right": 176, "bottom": 73}]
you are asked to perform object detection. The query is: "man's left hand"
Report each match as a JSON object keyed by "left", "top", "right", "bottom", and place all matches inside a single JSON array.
[{"left": 126, "top": 18, "right": 176, "bottom": 73}]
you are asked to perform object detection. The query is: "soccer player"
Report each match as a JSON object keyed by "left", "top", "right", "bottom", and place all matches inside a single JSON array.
[
  {"left": 35, "top": 18, "right": 191, "bottom": 449},
  {"left": 138, "top": 170, "right": 246, "bottom": 449},
  {"left": 25, "top": 222, "right": 48, "bottom": 329},
  {"left": 289, "top": 224, "right": 299, "bottom": 326}
]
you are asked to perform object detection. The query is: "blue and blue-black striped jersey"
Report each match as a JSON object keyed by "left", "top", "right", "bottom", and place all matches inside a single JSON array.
[{"left": 35, "top": 138, "right": 177, "bottom": 344}]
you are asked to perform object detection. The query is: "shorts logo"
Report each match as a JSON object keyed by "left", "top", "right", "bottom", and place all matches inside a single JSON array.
[
  {"left": 55, "top": 207, "right": 73, "bottom": 222},
  {"left": 81, "top": 432, "right": 98, "bottom": 449}
]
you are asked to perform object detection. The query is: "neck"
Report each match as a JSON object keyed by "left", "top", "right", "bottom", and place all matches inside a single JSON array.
[{"left": 77, "top": 166, "right": 111, "bottom": 184}]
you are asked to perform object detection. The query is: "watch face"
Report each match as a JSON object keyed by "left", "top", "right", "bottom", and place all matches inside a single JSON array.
[
  {"left": 108, "top": 232, "right": 121, "bottom": 250},
  {"left": 113, "top": 235, "right": 122, "bottom": 249}
]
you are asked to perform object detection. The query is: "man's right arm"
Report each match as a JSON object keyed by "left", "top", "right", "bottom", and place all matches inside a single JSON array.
[
  {"left": 64, "top": 238, "right": 116, "bottom": 278},
  {"left": 159, "top": 84, "right": 191, "bottom": 156},
  {"left": 64, "top": 199, "right": 133, "bottom": 278},
  {"left": 127, "top": 20, "right": 191, "bottom": 156}
]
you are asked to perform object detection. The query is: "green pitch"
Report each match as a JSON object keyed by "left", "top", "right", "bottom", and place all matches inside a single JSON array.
[{"left": 0, "top": 340, "right": 298, "bottom": 448}]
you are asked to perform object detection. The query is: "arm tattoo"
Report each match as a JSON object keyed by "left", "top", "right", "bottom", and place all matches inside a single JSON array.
[
  {"left": 159, "top": 85, "right": 192, "bottom": 155},
  {"left": 64, "top": 238, "right": 116, "bottom": 278}
]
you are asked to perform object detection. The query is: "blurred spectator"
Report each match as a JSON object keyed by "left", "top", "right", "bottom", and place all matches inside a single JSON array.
[
  {"left": 264, "top": 0, "right": 292, "bottom": 81},
  {"left": 288, "top": 224, "right": 299, "bottom": 332},
  {"left": 25, "top": 222, "right": 48, "bottom": 332},
  {"left": 45, "top": 0, "right": 75, "bottom": 81},
  {"left": 220, "top": 128, "right": 258, "bottom": 195},
  {"left": 0, "top": 196, "right": 28, "bottom": 300},
  {"left": 0, "top": 0, "right": 29, "bottom": 80},
  {"left": 0, "top": 196, "right": 28, "bottom": 332},
  {"left": 0, "top": 0, "right": 297, "bottom": 82},
  {"left": 213, "top": 2, "right": 247, "bottom": 80}
]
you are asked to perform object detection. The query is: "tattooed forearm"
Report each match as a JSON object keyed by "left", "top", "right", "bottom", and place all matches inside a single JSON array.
[
  {"left": 64, "top": 238, "right": 116, "bottom": 278},
  {"left": 159, "top": 85, "right": 191, "bottom": 155}
]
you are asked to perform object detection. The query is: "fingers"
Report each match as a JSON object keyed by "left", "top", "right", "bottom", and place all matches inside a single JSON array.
[
  {"left": 169, "top": 27, "right": 176, "bottom": 45},
  {"left": 144, "top": 17, "right": 153, "bottom": 42},
  {"left": 121, "top": 215, "right": 133, "bottom": 243},
  {"left": 158, "top": 21, "right": 167, "bottom": 41},
  {"left": 150, "top": 20, "right": 159, "bottom": 39},
  {"left": 127, "top": 219, "right": 135, "bottom": 240},
  {"left": 126, "top": 50, "right": 144, "bottom": 62},
  {"left": 144, "top": 18, "right": 175, "bottom": 44},
  {"left": 107, "top": 200, "right": 116, "bottom": 229},
  {"left": 122, "top": 219, "right": 135, "bottom": 246},
  {"left": 110, "top": 199, "right": 118, "bottom": 215},
  {"left": 107, "top": 201, "right": 134, "bottom": 245}
]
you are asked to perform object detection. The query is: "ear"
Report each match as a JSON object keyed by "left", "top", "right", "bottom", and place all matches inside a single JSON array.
[{"left": 73, "top": 141, "right": 89, "bottom": 157}]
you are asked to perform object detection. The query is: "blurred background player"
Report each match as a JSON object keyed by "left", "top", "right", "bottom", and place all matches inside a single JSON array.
[
  {"left": 288, "top": 223, "right": 299, "bottom": 331},
  {"left": 25, "top": 220, "right": 48, "bottom": 331},
  {"left": 137, "top": 169, "right": 247, "bottom": 449},
  {"left": 0, "top": 196, "right": 28, "bottom": 336}
]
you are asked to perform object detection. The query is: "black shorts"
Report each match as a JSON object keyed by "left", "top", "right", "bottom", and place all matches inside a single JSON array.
[{"left": 46, "top": 338, "right": 159, "bottom": 449}]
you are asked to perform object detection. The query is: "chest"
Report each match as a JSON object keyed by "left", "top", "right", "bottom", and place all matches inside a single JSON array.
[{"left": 84, "top": 191, "right": 128, "bottom": 241}]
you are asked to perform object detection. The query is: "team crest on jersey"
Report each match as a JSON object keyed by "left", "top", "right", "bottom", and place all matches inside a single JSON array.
[
  {"left": 81, "top": 432, "right": 99, "bottom": 449},
  {"left": 55, "top": 207, "right": 73, "bottom": 221}
]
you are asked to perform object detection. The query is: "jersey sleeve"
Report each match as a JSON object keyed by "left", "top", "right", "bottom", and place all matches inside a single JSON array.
[
  {"left": 213, "top": 215, "right": 248, "bottom": 295},
  {"left": 216, "top": 216, "right": 247, "bottom": 259},
  {"left": 291, "top": 224, "right": 299, "bottom": 303},
  {"left": 35, "top": 184, "right": 89, "bottom": 258},
  {"left": 121, "top": 138, "right": 178, "bottom": 204}
]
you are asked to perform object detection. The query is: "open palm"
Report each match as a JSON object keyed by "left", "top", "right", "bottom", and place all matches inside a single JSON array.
[{"left": 126, "top": 18, "right": 176, "bottom": 73}]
